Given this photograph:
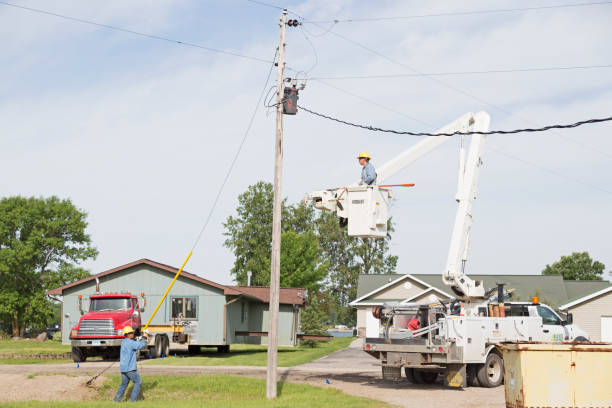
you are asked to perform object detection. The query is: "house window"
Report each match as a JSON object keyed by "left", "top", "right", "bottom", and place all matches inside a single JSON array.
[{"left": 171, "top": 297, "right": 197, "bottom": 320}]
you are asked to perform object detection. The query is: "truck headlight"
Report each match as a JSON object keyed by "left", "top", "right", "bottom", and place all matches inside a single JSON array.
[
  {"left": 117, "top": 329, "right": 123, "bottom": 336},
  {"left": 71, "top": 330, "right": 78, "bottom": 337}
]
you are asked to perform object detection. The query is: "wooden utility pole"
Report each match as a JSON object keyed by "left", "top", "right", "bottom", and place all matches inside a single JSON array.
[{"left": 266, "top": 8, "right": 287, "bottom": 400}]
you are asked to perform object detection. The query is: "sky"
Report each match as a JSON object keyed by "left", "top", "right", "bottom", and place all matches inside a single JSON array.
[{"left": 1, "top": 0, "right": 611, "bottom": 285}]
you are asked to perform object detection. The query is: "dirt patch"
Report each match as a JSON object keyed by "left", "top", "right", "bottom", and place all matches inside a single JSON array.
[{"left": 0, "top": 373, "right": 102, "bottom": 402}]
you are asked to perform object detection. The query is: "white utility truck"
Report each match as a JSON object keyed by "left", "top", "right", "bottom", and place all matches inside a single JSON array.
[{"left": 306, "top": 112, "right": 588, "bottom": 387}]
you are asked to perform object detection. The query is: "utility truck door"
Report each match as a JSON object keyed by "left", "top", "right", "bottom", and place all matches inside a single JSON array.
[{"left": 535, "top": 305, "right": 566, "bottom": 341}]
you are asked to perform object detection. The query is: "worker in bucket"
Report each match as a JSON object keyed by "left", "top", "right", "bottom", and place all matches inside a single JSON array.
[
  {"left": 113, "top": 326, "right": 149, "bottom": 402},
  {"left": 358, "top": 152, "right": 377, "bottom": 185}
]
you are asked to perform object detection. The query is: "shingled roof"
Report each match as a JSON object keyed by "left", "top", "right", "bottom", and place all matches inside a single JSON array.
[{"left": 47, "top": 259, "right": 305, "bottom": 306}]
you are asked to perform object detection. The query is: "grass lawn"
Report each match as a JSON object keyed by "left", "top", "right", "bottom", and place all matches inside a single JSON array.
[
  {"left": 0, "top": 339, "right": 72, "bottom": 364},
  {"left": 0, "top": 338, "right": 70, "bottom": 355},
  {"left": 145, "top": 337, "right": 354, "bottom": 367},
  {"left": 0, "top": 375, "right": 392, "bottom": 408}
]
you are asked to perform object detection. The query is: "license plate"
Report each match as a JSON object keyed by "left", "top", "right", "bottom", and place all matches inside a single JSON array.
[{"left": 91, "top": 340, "right": 101, "bottom": 346}]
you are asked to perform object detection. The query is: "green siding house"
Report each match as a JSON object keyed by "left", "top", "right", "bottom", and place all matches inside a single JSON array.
[{"left": 48, "top": 259, "right": 304, "bottom": 347}]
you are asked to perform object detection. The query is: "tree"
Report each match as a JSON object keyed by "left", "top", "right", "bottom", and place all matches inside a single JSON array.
[
  {"left": 280, "top": 231, "right": 327, "bottom": 292},
  {"left": 0, "top": 196, "right": 97, "bottom": 336},
  {"left": 542, "top": 251, "right": 605, "bottom": 280},
  {"left": 299, "top": 294, "right": 328, "bottom": 347}
]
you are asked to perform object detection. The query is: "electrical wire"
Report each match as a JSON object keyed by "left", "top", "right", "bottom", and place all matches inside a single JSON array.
[
  {"left": 0, "top": 1, "right": 273, "bottom": 64},
  {"left": 308, "top": 64, "right": 612, "bottom": 80},
  {"left": 190, "top": 49, "right": 278, "bottom": 251},
  {"left": 313, "top": 79, "right": 434, "bottom": 127},
  {"left": 297, "top": 104, "right": 612, "bottom": 137},
  {"left": 303, "top": 1, "right": 612, "bottom": 24},
  {"left": 297, "top": 26, "right": 318, "bottom": 75}
]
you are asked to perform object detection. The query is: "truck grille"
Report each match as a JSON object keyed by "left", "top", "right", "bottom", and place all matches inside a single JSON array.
[{"left": 77, "top": 319, "right": 116, "bottom": 337}]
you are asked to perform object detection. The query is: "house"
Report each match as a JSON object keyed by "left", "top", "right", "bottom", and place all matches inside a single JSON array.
[
  {"left": 559, "top": 285, "right": 612, "bottom": 342},
  {"left": 351, "top": 273, "right": 611, "bottom": 340},
  {"left": 48, "top": 259, "right": 304, "bottom": 347}
]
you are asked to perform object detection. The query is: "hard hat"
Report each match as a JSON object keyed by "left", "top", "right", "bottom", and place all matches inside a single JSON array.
[
  {"left": 123, "top": 326, "right": 134, "bottom": 335},
  {"left": 357, "top": 151, "right": 371, "bottom": 159}
]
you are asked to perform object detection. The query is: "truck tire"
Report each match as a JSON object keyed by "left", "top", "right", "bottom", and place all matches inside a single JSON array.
[
  {"left": 404, "top": 367, "right": 417, "bottom": 384},
  {"left": 151, "top": 335, "right": 163, "bottom": 358},
  {"left": 162, "top": 335, "right": 170, "bottom": 357},
  {"left": 382, "top": 366, "right": 402, "bottom": 381},
  {"left": 413, "top": 369, "right": 438, "bottom": 384},
  {"left": 71, "top": 346, "right": 86, "bottom": 363},
  {"left": 477, "top": 352, "right": 504, "bottom": 387},
  {"left": 217, "top": 345, "right": 230, "bottom": 354},
  {"left": 573, "top": 336, "right": 588, "bottom": 342},
  {"left": 188, "top": 345, "right": 201, "bottom": 355},
  {"left": 467, "top": 364, "right": 481, "bottom": 387}
]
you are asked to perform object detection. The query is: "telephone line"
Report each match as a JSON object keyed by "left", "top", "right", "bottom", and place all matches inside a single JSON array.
[
  {"left": 0, "top": 1, "right": 273, "bottom": 64},
  {"left": 297, "top": 104, "right": 612, "bottom": 137},
  {"left": 303, "top": 1, "right": 612, "bottom": 24}
]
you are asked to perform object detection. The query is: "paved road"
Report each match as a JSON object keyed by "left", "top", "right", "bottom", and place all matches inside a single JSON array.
[{"left": 0, "top": 339, "right": 505, "bottom": 407}]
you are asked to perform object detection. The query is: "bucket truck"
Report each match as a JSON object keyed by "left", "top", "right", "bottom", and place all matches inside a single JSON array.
[{"left": 306, "top": 112, "right": 588, "bottom": 387}]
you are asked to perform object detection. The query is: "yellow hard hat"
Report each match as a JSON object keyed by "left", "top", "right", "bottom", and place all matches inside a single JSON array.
[
  {"left": 357, "top": 151, "right": 371, "bottom": 159},
  {"left": 123, "top": 326, "right": 134, "bottom": 335}
]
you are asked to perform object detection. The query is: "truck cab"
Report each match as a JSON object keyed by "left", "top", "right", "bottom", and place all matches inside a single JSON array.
[
  {"left": 70, "top": 293, "right": 143, "bottom": 362},
  {"left": 502, "top": 302, "right": 588, "bottom": 342}
]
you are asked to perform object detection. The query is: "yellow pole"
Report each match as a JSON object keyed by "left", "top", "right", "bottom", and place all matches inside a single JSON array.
[{"left": 143, "top": 250, "right": 193, "bottom": 330}]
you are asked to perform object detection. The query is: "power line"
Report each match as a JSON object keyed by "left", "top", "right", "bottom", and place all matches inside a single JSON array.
[
  {"left": 297, "top": 104, "right": 612, "bottom": 137},
  {"left": 190, "top": 49, "right": 278, "bottom": 251},
  {"left": 489, "top": 146, "right": 612, "bottom": 195},
  {"left": 0, "top": 1, "right": 273, "bottom": 64},
  {"left": 303, "top": 1, "right": 612, "bottom": 24},
  {"left": 308, "top": 64, "right": 612, "bottom": 80}
]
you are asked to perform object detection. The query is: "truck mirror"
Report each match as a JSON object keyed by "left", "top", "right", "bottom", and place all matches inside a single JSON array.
[{"left": 566, "top": 313, "right": 573, "bottom": 325}]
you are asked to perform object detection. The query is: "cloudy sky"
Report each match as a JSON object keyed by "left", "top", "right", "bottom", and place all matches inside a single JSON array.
[{"left": 2, "top": 0, "right": 611, "bottom": 285}]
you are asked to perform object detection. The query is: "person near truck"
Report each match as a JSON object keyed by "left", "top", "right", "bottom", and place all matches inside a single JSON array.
[
  {"left": 358, "top": 152, "right": 377, "bottom": 185},
  {"left": 113, "top": 326, "right": 148, "bottom": 402}
]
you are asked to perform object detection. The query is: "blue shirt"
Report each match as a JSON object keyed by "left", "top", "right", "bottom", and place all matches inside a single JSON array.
[
  {"left": 119, "top": 337, "right": 147, "bottom": 373},
  {"left": 361, "top": 162, "right": 377, "bottom": 185}
]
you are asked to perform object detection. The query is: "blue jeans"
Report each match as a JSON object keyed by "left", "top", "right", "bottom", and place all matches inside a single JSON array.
[{"left": 114, "top": 370, "right": 141, "bottom": 402}]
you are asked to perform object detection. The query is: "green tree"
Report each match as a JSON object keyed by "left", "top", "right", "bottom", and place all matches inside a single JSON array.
[
  {"left": 280, "top": 231, "right": 327, "bottom": 292},
  {"left": 299, "top": 294, "right": 328, "bottom": 347},
  {"left": 542, "top": 251, "right": 605, "bottom": 280},
  {"left": 0, "top": 196, "right": 97, "bottom": 336}
]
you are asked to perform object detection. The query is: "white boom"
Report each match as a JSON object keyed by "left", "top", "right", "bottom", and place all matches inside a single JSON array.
[{"left": 306, "top": 111, "right": 490, "bottom": 300}]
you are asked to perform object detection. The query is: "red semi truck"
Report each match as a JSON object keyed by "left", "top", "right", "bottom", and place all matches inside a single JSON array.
[{"left": 69, "top": 292, "right": 180, "bottom": 362}]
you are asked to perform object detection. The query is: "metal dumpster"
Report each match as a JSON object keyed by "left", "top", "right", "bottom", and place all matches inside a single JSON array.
[{"left": 502, "top": 343, "right": 612, "bottom": 408}]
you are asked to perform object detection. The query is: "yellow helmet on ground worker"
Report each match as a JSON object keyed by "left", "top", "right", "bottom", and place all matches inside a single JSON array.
[
  {"left": 123, "top": 326, "right": 134, "bottom": 335},
  {"left": 357, "top": 151, "right": 371, "bottom": 160}
]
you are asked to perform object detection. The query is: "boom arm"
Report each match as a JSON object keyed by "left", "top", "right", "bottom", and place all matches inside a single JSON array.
[{"left": 442, "top": 112, "right": 490, "bottom": 299}]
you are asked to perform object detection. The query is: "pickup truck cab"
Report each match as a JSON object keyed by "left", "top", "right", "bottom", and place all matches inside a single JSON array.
[
  {"left": 70, "top": 293, "right": 143, "bottom": 362},
  {"left": 502, "top": 302, "right": 588, "bottom": 342}
]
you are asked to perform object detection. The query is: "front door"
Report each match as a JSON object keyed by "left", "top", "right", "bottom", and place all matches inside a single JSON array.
[
  {"left": 366, "top": 310, "right": 380, "bottom": 338},
  {"left": 601, "top": 316, "right": 612, "bottom": 342},
  {"left": 536, "top": 305, "right": 566, "bottom": 341}
]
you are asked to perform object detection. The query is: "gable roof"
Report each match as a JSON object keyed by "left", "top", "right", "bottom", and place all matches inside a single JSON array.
[
  {"left": 47, "top": 259, "right": 304, "bottom": 305},
  {"left": 558, "top": 285, "right": 612, "bottom": 310},
  {"left": 355, "top": 273, "right": 612, "bottom": 307}
]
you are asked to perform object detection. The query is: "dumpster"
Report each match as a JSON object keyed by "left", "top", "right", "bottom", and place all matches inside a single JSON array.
[{"left": 502, "top": 343, "right": 612, "bottom": 408}]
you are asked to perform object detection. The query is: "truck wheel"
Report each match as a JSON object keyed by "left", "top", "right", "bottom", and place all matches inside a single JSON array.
[
  {"left": 188, "top": 345, "right": 201, "bottom": 355},
  {"left": 382, "top": 366, "right": 402, "bottom": 381},
  {"left": 151, "top": 335, "right": 162, "bottom": 358},
  {"left": 404, "top": 367, "right": 417, "bottom": 384},
  {"left": 217, "top": 345, "right": 230, "bottom": 353},
  {"left": 71, "top": 346, "right": 86, "bottom": 363},
  {"left": 413, "top": 370, "right": 438, "bottom": 384},
  {"left": 162, "top": 335, "right": 170, "bottom": 357},
  {"left": 467, "top": 364, "right": 480, "bottom": 387},
  {"left": 573, "top": 336, "right": 588, "bottom": 342},
  {"left": 477, "top": 353, "right": 504, "bottom": 387}
]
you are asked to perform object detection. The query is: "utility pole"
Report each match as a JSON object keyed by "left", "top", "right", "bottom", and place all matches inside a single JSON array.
[{"left": 266, "top": 8, "right": 287, "bottom": 400}]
